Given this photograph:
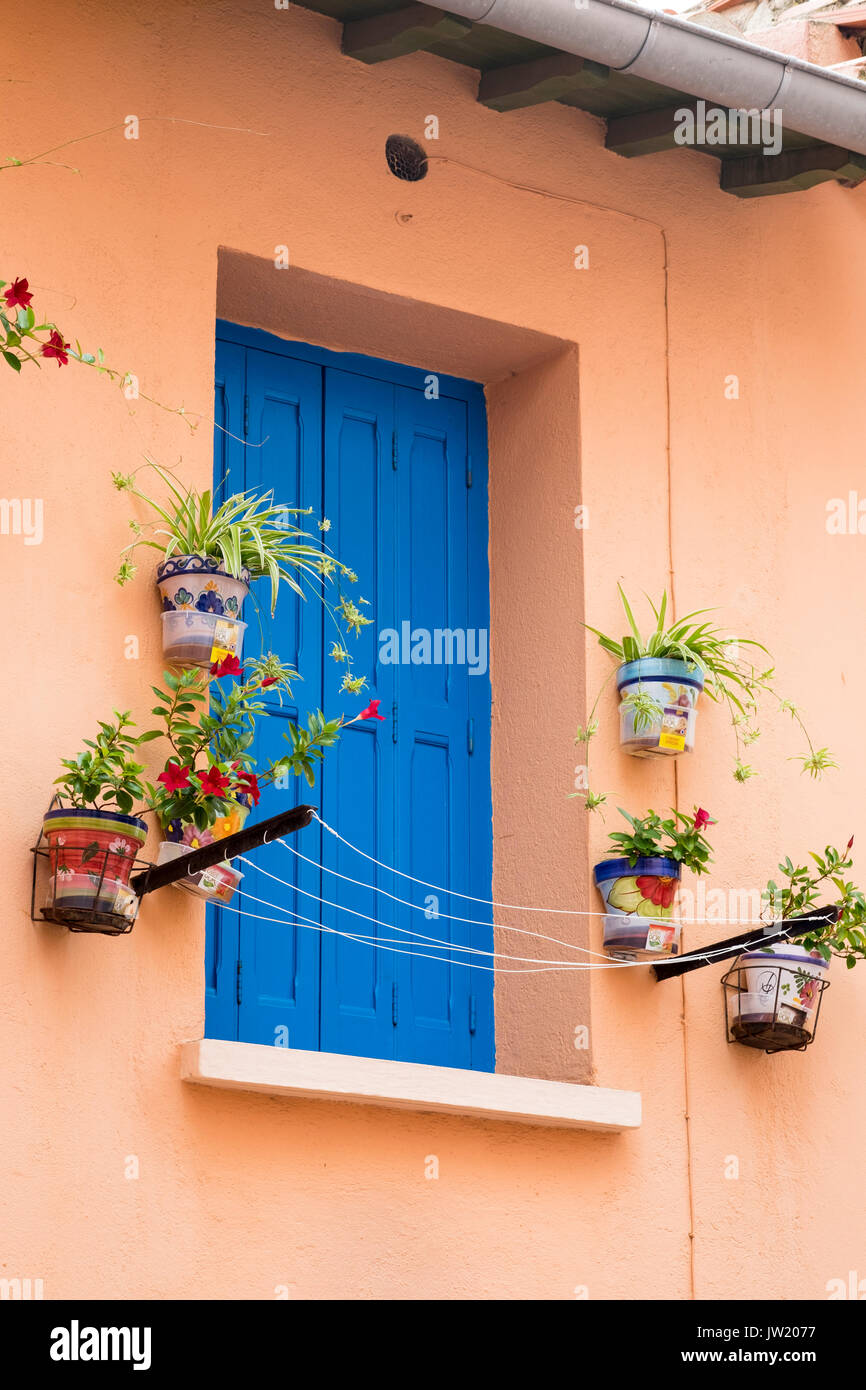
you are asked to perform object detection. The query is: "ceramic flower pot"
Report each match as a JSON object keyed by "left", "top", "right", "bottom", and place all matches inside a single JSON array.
[
  {"left": 157, "top": 555, "right": 250, "bottom": 668},
  {"left": 726, "top": 943, "right": 829, "bottom": 1050},
  {"left": 594, "top": 855, "right": 682, "bottom": 960},
  {"left": 155, "top": 841, "right": 243, "bottom": 905},
  {"left": 164, "top": 794, "right": 251, "bottom": 848},
  {"left": 617, "top": 658, "right": 704, "bottom": 759},
  {"left": 42, "top": 807, "right": 147, "bottom": 926}
]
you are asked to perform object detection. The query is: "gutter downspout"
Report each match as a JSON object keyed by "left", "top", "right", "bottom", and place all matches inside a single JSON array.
[{"left": 445, "top": 0, "right": 866, "bottom": 156}]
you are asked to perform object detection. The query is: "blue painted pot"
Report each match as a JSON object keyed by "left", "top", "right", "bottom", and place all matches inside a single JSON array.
[
  {"left": 616, "top": 658, "right": 704, "bottom": 759},
  {"left": 594, "top": 855, "right": 682, "bottom": 960}
]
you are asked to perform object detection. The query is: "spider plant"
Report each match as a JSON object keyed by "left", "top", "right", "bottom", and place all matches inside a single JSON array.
[
  {"left": 112, "top": 459, "right": 345, "bottom": 614},
  {"left": 112, "top": 460, "right": 373, "bottom": 692},
  {"left": 572, "top": 585, "right": 834, "bottom": 812}
]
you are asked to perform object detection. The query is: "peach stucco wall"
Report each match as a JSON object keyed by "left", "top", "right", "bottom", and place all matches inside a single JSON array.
[{"left": 2, "top": 0, "right": 865, "bottom": 1299}]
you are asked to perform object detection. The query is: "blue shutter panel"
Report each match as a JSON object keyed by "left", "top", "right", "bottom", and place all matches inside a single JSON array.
[
  {"left": 235, "top": 346, "right": 325, "bottom": 1050},
  {"left": 319, "top": 368, "right": 398, "bottom": 1060},
  {"left": 392, "top": 386, "right": 493, "bottom": 1070}
]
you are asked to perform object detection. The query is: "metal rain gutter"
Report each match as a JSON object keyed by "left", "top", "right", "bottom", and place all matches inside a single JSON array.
[{"left": 445, "top": 0, "right": 866, "bottom": 156}]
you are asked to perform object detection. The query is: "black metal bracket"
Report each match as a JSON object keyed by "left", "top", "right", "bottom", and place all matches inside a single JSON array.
[
  {"left": 652, "top": 905, "right": 839, "bottom": 981},
  {"left": 129, "top": 803, "right": 317, "bottom": 897}
]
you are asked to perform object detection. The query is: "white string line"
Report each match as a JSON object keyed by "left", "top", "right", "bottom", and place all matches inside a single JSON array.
[
  {"left": 236, "top": 862, "right": 599, "bottom": 968},
  {"left": 277, "top": 839, "right": 614, "bottom": 961},
  {"left": 310, "top": 812, "right": 770, "bottom": 927},
  {"left": 234, "top": 888, "right": 802, "bottom": 975},
  {"left": 234, "top": 895, "right": 598, "bottom": 973},
  {"left": 236, "top": 859, "right": 803, "bottom": 973}
]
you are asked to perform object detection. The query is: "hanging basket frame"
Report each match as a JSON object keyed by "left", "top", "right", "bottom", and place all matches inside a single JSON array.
[{"left": 721, "top": 959, "right": 831, "bottom": 1054}]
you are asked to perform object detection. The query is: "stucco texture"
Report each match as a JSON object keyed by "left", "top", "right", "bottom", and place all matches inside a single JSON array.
[{"left": 1, "top": 0, "right": 864, "bottom": 1299}]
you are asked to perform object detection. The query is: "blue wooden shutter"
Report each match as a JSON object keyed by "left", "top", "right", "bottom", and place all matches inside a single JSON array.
[
  {"left": 234, "top": 344, "right": 325, "bottom": 1050},
  {"left": 210, "top": 330, "right": 493, "bottom": 1070},
  {"left": 391, "top": 385, "right": 494, "bottom": 1070},
  {"left": 319, "top": 368, "right": 398, "bottom": 1060}
]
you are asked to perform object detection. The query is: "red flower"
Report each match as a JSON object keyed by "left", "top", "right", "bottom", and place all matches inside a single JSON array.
[
  {"left": 260, "top": 676, "right": 278, "bottom": 688},
  {"left": 198, "top": 766, "right": 230, "bottom": 797},
  {"left": 4, "top": 277, "right": 32, "bottom": 309},
  {"left": 40, "top": 329, "right": 70, "bottom": 366},
  {"left": 635, "top": 875, "right": 677, "bottom": 909},
  {"left": 237, "top": 771, "right": 261, "bottom": 806},
  {"left": 847, "top": 835, "right": 855, "bottom": 851},
  {"left": 694, "top": 807, "right": 715, "bottom": 830},
  {"left": 210, "top": 654, "right": 242, "bottom": 677},
  {"left": 358, "top": 699, "right": 385, "bottom": 721},
  {"left": 157, "top": 762, "right": 191, "bottom": 793}
]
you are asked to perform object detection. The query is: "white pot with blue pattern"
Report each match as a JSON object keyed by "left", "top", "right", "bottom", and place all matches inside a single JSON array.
[{"left": 157, "top": 555, "right": 250, "bottom": 667}]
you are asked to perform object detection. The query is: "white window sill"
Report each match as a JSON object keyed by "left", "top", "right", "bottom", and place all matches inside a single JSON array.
[{"left": 181, "top": 1039, "right": 641, "bottom": 1132}]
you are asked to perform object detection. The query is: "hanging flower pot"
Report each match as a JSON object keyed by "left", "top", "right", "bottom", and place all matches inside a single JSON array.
[
  {"left": 574, "top": 585, "right": 834, "bottom": 812},
  {"left": 594, "top": 856, "right": 682, "bottom": 960},
  {"left": 157, "top": 793, "right": 250, "bottom": 905},
  {"left": 594, "top": 807, "right": 714, "bottom": 961},
  {"left": 157, "top": 556, "right": 249, "bottom": 668},
  {"left": 723, "top": 943, "right": 830, "bottom": 1052},
  {"left": 617, "top": 658, "right": 704, "bottom": 759},
  {"left": 42, "top": 807, "right": 147, "bottom": 933},
  {"left": 155, "top": 841, "right": 243, "bottom": 905}
]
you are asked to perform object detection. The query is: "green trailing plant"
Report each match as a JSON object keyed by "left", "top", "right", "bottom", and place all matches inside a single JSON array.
[
  {"left": 762, "top": 839, "right": 866, "bottom": 968},
  {"left": 572, "top": 585, "right": 834, "bottom": 811},
  {"left": 53, "top": 712, "right": 147, "bottom": 816},
  {"left": 145, "top": 660, "right": 385, "bottom": 829},
  {"left": 604, "top": 805, "right": 716, "bottom": 876},
  {"left": 1, "top": 277, "right": 195, "bottom": 428},
  {"left": 112, "top": 460, "right": 373, "bottom": 691}
]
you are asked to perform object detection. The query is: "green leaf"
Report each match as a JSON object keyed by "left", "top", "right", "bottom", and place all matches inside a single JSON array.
[{"left": 2, "top": 351, "right": 21, "bottom": 372}]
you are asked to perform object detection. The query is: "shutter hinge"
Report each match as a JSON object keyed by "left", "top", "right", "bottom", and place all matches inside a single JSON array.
[
  {"left": 392, "top": 701, "right": 398, "bottom": 745},
  {"left": 392, "top": 430, "right": 398, "bottom": 470},
  {"left": 466, "top": 457, "right": 472, "bottom": 488},
  {"left": 243, "top": 394, "right": 249, "bottom": 438},
  {"left": 469, "top": 994, "right": 477, "bottom": 1034},
  {"left": 392, "top": 982, "right": 398, "bottom": 1026},
  {"left": 467, "top": 716, "right": 474, "bottom": 755},
  {"left": 236, "top": 959, "right": 243, "bottom": 1006}
]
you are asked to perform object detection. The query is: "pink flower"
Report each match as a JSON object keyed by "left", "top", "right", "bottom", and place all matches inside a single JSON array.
[
  {"left": 158, "top": 762, "right": 191, "bottom": 794},
  {"left": 358, "top": 699, "right": 385, "bottom": 722},
  {"left": 4, "top": 277, "right": 33, "bottom": 309},
  {"left": 210, "top": 655, "right": 242, "bottom": 677},
  {"left": 694, "top": 807, "right": 715, "bottom": 830},
  {"left": 198, "top": 766, "right": 230, "bottom": 797},
  {"left": 40, "top": 329, "right": 70, "bottom": 366},
  {"left": 236, "top": 771, "right": 261, "bottom": 806}
]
